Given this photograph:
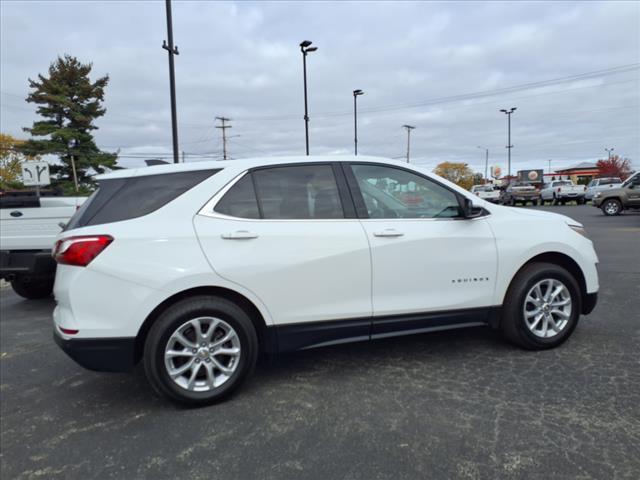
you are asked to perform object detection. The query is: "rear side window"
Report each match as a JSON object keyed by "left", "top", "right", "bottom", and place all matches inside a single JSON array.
[
  {"left": 214, "top": 174, "right": 260, "bottom": 219},
  {"left": 253, "top": 165, "right": 344, "bottom": 219},
  {"left": 66, "top": 169, "right": 218, "bottom": 229},
  {"left": 213, "top": 165, "right": 345, "bottom": 219}
]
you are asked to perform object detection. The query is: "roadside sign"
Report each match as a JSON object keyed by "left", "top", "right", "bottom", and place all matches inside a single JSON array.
[{"left": 21, "top": 161, "right": 50, "bottom": 186}]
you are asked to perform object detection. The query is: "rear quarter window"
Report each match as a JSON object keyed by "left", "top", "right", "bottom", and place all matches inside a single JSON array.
[{"left": 66, "top": 169, "right": 218, "bottom": 229}]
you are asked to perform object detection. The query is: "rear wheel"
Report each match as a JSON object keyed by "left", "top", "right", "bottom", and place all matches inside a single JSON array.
[
  {"left": 10, "top": 277, "right": 53, "bottom": 299},
  {"left": 552, "top": 195, "right": 559, "bottom": 206},
  {"left": 144, "top": 296, "right": 258, "bottom": 406},
  {"left": 501, "top": 262, "right": 581, "bottom": 350},
  {"left": 601, "top": 199, "right": 622, "bottom": 216},
  {"left": 532, "top": 199, "right": 538, "bottom": 206}
]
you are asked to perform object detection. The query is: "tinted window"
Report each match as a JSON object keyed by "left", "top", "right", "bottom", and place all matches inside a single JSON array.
[
  {"left": 351, "top": 164, "right": 461, "bottom": 219},
  {"left": 66, "top": 169, "right": 218, "bottom": 229},
  {"left": 253, "top": 165, "right": 344, "bottom": 219},
  {"left": 214, "top": 174, "right": 260, "bottom": 219}
]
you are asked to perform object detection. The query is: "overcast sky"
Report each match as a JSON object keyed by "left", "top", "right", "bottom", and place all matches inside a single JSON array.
[{"left": 1, "top": 0, "right": 639, "bottom": 173}]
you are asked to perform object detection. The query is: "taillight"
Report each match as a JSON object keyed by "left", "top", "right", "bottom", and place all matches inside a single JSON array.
[
  {"left": 54, "top": 235, "right": 113, "bottom": 267},
  {"left": 557, "top": 187, "right": 561, "bottom": 192}
]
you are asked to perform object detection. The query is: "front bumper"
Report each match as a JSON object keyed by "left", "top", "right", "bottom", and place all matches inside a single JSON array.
[{"left": 53, "top": 329, "right": 136, "bottom": 372}]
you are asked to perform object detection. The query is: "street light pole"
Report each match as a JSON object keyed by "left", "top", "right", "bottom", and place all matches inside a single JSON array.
[
  {"left": 500, "top": 107, "right": 517, "bottom": 179},
  {"left": 605, "top": 147, "right": 614, "bottom": 160},
  {"left": 477, "top": 146, "right": 489, "bottom": 181},
  {"left": 300, "top": 40, "right": 317, "bottom": 156},
  {"left": 162, "top": 0, "right": 180, "bottom": 164},
  {"left": 353, "top": 89, "right": 364, "bottom": 155},
  {"left": 402, "top": 125, "right": 415, "bottom": 163}
]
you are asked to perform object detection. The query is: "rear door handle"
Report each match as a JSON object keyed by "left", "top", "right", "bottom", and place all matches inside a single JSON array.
[
  {"left": 221, "top": 230, "right": 259, "bottom": 240},
  {"left": 373, "top": 229, "right": 404, "bottom": 238}
]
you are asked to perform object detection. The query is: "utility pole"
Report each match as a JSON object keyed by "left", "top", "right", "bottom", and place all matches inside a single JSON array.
[
  {"left": 548, "top": 159, "right": 552, "bottom": 174},
  {"left": 500, "top": 107, "right": 517, "bottom": 180},
  {"left": 477, "top": 146, "right": 489, "bottom": 181},
  {"left": 182, "top": 151, "right": 185, "bottom": 163},
  {"left": 402, "top": 125, "right": 415, "bottom": 163},
  {"left": 299, "top": 40, "right": 317, "bottom": 156},
  {"left": 605, "top": 147, "right": 614, "bottom": 160},
  {"left": 215, "top": 117, "right": 232, "bottom": 160},
  {"left": 353, "top": 89, "right": 364, "bottom": 155},
  {"left": 162, "top": 0, "right": 180, "bottom": 164}
]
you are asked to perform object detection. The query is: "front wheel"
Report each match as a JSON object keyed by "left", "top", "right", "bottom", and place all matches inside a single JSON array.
[
  {"left": 601, "top": 199, "right": 622, "bottom": 216},
  {"left": 501, "top": 262, "right": 581, "bottom": 350},
  {"left": 144, "top": 296, "right": 258, "bottom": 406},
  {"left": 10, "top": 277, "right": 54, "bottom": 299}
]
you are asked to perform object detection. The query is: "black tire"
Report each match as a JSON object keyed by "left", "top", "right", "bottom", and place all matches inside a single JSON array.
[
  {"left": 500, "top": 262, "right": 581, "bottom": 350},
  {"left": 577, "top": 197, "right": 585, "bottom": 205},
  {"left": 532, "top": 200, "right": 538, "bottom": 206},
  {"left": 552, "top": 195, "right": 558, "bottom": 206},
  {"left": 10, "top": 277, "right": 53, "bottom": 299},
  {"left": 601, "top": 198, "right": 622, "bottom": 216},
  {"left": 510, "top": 198, "right": 516, "bottom": 206},
  {"left": 144, "top": 295, "right": 258, "bottom": 406}
]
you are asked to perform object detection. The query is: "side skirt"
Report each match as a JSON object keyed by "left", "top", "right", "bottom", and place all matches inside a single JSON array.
[{"left": 269, "top": 307, "right": 498, "bottom": 353}]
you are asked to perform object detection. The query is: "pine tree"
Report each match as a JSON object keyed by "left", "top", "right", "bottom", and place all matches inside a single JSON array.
[{"left": 21, "top": 54, "right": 117, "bottom": 192}]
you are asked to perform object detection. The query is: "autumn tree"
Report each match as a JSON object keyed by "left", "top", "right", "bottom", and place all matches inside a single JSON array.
[
  {"left": 596, "top": 155, "right": 633, "bottom": 180},
  {"left": 20, "top": 55, "right": 117, "bottom": 192},
  {"left": 0, "top": 133, "right": 41, "bottom": 190},
  {"left": 433, "top": 162, "right": 475, "bottom": 190}
]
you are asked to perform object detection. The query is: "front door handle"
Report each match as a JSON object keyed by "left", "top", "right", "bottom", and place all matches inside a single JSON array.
[
  {"left": 221, "top": 230, "right": 259, "bottom": 240},
  {"left": 373, "top": 229, "right": 404, "bottom": 238}
]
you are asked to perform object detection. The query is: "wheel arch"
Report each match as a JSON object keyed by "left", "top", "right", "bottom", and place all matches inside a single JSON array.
[
  {"left": 134, "top": 286, "right": 276, "bottom": 365},
  {"left": 495, "top": 251, "right": 590, "bottom": 328}
]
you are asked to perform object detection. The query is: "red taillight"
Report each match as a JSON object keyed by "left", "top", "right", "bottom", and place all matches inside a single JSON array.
[
  {"left": 557, "top": 187, "right": 561, "bottom": 192},
  {"left": 59, "top": 327, "right": 79, "bottom": 335},
  {"left": 54, "top": 235, "right": 113, "bottom": 267}
]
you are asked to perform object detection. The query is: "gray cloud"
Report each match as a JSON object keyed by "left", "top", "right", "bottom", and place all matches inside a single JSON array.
[{"left": 1, "top": 0, "right": 638, "bottom": 173}]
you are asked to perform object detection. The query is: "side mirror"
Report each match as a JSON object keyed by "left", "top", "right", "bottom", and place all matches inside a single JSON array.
[{"left": 460, "top": 197, "right": 484, "bottom": 219}]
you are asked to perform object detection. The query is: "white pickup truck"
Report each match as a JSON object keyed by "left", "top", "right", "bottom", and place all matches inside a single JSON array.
[
  {"left": 0, "top": 192, "right": 86, "bottom": 299},
  {"left": 540, "top": 180, "right": 586, "bottom": 205}
]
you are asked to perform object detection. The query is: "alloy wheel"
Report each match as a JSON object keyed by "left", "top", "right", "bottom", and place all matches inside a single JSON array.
[
  {"left": 523, "top": 279, "right": 572, "bottom": 339},
  {"left": 164, "top": 317, "right": 241, "bottom": 392}
]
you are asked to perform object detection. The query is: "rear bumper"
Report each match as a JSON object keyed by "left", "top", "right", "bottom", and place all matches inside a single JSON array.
[
  {"left": 53, "top": 329, "right": 136, "bottom": 372},
  {"left": 582, "top": 292, "right": 598, "bottom": 315},
  {"left": 0, "top": 250, "right": 55, "bottom": 280}
]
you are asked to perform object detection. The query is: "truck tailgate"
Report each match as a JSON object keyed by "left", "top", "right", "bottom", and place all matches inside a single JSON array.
[{"left": 0, "top": 206, "right": 76, "bottom": 250}]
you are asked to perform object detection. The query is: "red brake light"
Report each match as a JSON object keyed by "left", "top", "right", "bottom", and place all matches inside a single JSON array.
[
  {"left": 557, "top": 187, "right": 561, "bottom": 192},
  {"left": 54, "top": 235, "right": 113, "bottom": 267}
]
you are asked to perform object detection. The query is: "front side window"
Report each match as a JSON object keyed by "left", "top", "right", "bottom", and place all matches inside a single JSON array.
[{"left": 350, "top": 164, "right": 461, "bottom": 219}]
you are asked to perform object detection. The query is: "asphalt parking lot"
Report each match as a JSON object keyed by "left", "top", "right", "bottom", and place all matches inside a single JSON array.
[{"left": 1, "top": 205, "right": 639, "bottom": 480}]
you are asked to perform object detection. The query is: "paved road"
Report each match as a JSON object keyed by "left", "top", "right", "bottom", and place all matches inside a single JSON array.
[{"left": 1, "top": 205, "right": 639, "bottom": 480}]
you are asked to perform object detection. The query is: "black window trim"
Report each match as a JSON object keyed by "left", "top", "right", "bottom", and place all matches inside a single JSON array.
[{"left": 343, "top": 161, "right": 473, "bottom": 220}]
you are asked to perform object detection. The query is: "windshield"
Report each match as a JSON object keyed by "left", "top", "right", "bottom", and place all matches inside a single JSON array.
[{"left": 553, "top": 181, "right": 572, "bottom": 186}]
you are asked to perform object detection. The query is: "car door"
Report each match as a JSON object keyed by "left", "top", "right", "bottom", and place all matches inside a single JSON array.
[
  {"left": 193, "top": 162, "right": 372, "bottom": 349},
  {"left": 344, "top": 162, "right": 498, "bottom": 337},
  {"left": 625, "top": 175, "right": 640, "bottom": 206}
]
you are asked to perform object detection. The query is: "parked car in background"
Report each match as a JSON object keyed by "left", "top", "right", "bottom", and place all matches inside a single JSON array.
[
  {"left": 470, "top": 184, "right": 500, "bottom": 203},
  {"left": 499, "top": 182, "right": 540, "bottom": 206},
  {"left": 592, "top": 172, "right": 640, "bottom": 216},
  {"left": 540, "top": 180, "right": 586, "bottom": 205},
  {"left": 0, "top": 192, "right": 86, "bottom": 299},
  {"left": 585, "top": 177, "right": 622, "bottom": 201},
  {"left": 51, "top": 156, "right": 598, "bottom": 405}
]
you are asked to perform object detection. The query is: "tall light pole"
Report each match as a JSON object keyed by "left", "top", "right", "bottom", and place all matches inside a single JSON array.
[
  {"left": 500, "top": 107, "right": 517, "bottom": 180},
  {"left": 353, "top": 89, "right": 364, "bottom": 155},
  {"left": 162, "top": 0, "right": 180, "bottom": 164},
  {"left": 605, "top": 147, "right": 614, "bottom": 160},
  {"left": 300, "top": 40, "right": 317, "bottom": 156},
  {"left": 477, "top": 146, "right": 489, "bottom": 181},
  {"left": 402, "top": 125, "right": 415, "bottom": 163}
]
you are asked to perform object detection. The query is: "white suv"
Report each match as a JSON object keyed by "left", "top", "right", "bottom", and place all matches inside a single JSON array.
[{"left": 52, "top": 156, "right": 599, "bottom": 405}]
